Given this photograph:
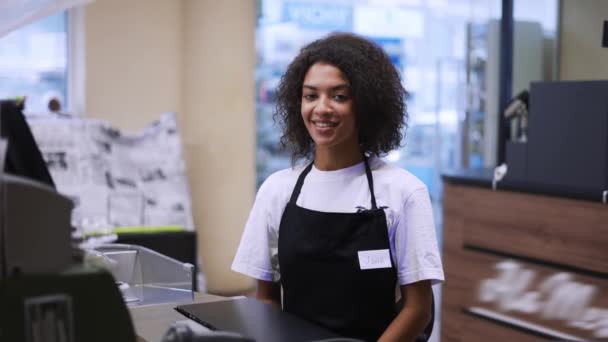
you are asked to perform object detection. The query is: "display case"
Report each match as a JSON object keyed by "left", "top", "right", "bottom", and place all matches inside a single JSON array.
[{"left": 95, "top": 244, "right": 195, "bottom": 306}]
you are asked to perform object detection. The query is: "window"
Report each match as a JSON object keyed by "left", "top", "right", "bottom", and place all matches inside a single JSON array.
[
  {"left": 0, "top": 11, "right": 68, "bottom": 113},
  {"left": 255, "top": 0, "right": 502, "bottom": 195}
]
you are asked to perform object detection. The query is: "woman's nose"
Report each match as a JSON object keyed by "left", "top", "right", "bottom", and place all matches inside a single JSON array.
[{"left": 314, "top": 96, "right": 332, "bottom": 115}]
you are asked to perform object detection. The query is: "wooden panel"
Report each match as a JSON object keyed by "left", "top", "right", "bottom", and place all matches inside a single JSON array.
[
  {"left": 461, "top": 186, "right": 608, "bottom": 274},
  {"left": 441, "top": 184, "right": 468, "bottom": 342},
  {"left": 461, "top": 250, "right": 607, "bottom": 340},
  {"left": 441, "top": 308, "right": 465, "bottom": 342},
  {"left": 442, "top": 245, "right": 608, "bottom": 341},
  {"left": 441, "top": 183, "right": 608, "bottom": 342},
  {"left": 460, "top": 314, "right": 543, "bottom": 342}
]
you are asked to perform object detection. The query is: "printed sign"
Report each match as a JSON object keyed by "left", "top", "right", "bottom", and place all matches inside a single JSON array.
[{"left": 26, "top": 112, "right": 194, "bottom": 233}]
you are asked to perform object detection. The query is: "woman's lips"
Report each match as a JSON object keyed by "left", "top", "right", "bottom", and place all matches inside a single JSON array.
[
  {"left": 312, "top": 120, "right": 338, "bottom": 134},
  {"left": 313, "top": 120, "right": 338, "bottom": 128}
]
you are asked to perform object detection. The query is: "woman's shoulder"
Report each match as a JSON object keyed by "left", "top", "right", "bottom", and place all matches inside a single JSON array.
[
  {"left": 257, "top": 164, "right": 307, "bottom": 198},
  {"left": 370, "top": 157, "right": 428, "bottom": 194}
]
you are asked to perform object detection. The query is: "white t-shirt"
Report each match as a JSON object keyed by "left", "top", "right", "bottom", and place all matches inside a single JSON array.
[{"left": 231, "top": 156, "right": 445, "bottom": 286}]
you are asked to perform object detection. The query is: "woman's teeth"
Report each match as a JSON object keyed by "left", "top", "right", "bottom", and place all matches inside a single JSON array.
[{"left": 314, "top": 121, "right": 337, "bottom": 128}]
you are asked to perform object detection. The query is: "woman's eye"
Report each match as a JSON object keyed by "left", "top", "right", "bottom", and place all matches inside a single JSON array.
[
  {"left": 303, "top": 94, "right": 317, "bottom": 100},
  {"left": 334, "top": 94, "right": 349, "bottom": 101}
]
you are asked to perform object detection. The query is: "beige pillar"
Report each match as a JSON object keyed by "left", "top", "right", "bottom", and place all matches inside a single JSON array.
[
  {"left": 181, "top": 0, "right": 256, "bottom": 295},
  {"left": 85, "top": 0, "right": 183, "bottom": 129},
  {"left": 85, "top": 0, "right": 256, "bottom": 294}
]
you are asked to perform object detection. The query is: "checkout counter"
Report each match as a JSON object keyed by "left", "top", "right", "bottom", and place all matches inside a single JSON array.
[
  {"left": 0, "top": 173, "right": 340, "bottom": 342},
  {"left": 441, "top": 170, "right": 608, "bottom": 341},
  {"left": 0, "top": 99, "right": 348, "bottom": 342},
  {"left": 440, "top": 81, "right": 608, "bottom": 341}
]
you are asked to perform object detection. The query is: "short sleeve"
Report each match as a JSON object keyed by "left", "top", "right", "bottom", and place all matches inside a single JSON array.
[
  {"left": 394, "top": 187, "right": 445, "bottom": 286},
  {"left": 231, "top": 180, "right": 281, "bottom": 282}
]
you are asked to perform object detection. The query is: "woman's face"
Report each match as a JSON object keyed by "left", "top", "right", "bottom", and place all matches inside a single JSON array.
[{"left": 301, "top": 62, "right": 358, "bottom": 152}]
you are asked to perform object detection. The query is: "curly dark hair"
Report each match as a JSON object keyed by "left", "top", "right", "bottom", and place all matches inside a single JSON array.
[{"left": 274, "top": 32, "right": 408, "bottom": 164}]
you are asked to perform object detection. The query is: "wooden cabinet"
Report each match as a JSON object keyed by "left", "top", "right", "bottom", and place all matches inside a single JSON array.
[{"left": 441, "top": 183, "right": 608, "bottom": 342}]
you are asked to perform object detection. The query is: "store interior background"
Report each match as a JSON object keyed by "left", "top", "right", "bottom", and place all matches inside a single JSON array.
[{"left": 1, "top": 0, "right": 607, "bottom": 338}]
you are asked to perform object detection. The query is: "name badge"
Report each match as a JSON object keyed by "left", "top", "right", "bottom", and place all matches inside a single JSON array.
[{"left": 358, "top": 249, "right": 392, "bottom": 270}]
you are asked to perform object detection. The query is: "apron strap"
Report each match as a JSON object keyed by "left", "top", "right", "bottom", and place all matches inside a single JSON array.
[
  {"left": 289, "top": 156, "right": 379, "bottom": 210},
  {"left": 363, "top": 155, "right": 378, "bottom": 210},
  {"left": 289, "top": 161, "right": 314, "bottom": 205}
]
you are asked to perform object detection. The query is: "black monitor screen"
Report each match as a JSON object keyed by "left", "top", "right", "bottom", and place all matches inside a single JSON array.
[{"left": 0, "top": 99, "right": 55, "bottom": 188}]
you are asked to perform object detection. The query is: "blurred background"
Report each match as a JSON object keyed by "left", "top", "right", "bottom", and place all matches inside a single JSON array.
[{"left": 1, "top": 1, "right": 607, "bottom": 341}]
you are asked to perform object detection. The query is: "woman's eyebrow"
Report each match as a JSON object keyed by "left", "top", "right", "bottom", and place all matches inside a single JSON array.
[
  {"left": 302, "top": 84, "right": 350, "bottom": 91},
  {"left": 330, "top": 84, "right": 350, "bottom": 91}
]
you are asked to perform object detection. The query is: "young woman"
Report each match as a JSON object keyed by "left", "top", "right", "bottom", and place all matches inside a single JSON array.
[{"left": 232, "top": 33, "right": 444, "bottom": 342}]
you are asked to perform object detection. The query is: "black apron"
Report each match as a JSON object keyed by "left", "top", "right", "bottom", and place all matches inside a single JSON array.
[{"left": 278, "top": 156, "right": 398, "bottom": 341}]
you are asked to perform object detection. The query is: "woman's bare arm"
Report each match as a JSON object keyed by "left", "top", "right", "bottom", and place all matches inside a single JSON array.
[
  {"left": 378, "top": 280, "right": 433, "bottom": 342},
  {"left": 256, "top": 279, "right": 281, "bottom": 309}
]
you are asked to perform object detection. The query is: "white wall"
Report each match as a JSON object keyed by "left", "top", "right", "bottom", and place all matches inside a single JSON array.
[
  {"left": 559, "top": 0, "right": 608, "bottom": 80},
  {"left": 84, "top": 0, "right": 256, "bottom": 295}
]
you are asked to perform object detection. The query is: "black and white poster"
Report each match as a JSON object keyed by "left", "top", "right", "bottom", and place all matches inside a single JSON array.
[{"left": 27, "top": 112, "right": 194, "bottom": 234}]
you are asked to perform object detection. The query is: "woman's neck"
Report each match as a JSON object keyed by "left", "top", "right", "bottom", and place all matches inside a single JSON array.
[{"left": 314, "top": 144, "right": 363, "bottom": 171}]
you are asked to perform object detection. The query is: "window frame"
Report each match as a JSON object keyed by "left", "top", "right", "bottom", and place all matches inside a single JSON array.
[{"left": 67, "top": 7, "right": 85, "bottom": 116}]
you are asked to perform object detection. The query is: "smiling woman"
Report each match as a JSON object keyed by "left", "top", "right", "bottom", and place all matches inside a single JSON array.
[
  {"left": 300, "top": 62, "right": 359, "bottom": 170},
  {"left": 274, "top": 33, "right": 407, "bottom": 167},
  {"left": 232, "top": 33, "right": 444, "bottom": 342}
]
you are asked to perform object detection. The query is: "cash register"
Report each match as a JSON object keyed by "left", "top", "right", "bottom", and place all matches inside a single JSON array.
[{"left": 0, "top": 99, "right": 135, "bottom": 341}]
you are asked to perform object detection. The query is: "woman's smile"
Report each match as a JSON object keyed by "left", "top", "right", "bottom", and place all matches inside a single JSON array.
[
  {"left": 311, "top": 119, "right": 339, "bottom": 133},
  {"left": 301, "top": 62, "right": 358, "bottom": 152}
]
